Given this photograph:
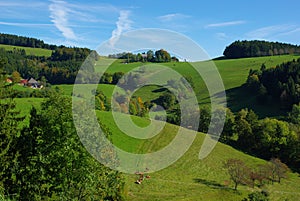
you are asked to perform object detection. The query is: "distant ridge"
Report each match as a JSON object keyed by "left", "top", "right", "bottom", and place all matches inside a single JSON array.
[
  {"left": 0, "top": 33, "right": 90, "bottom": 51},
  {"left": 223, "top": 40, "right": 300, "bottom": 59}
]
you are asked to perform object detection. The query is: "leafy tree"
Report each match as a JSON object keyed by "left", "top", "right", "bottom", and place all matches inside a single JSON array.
[
  {"left": 224, "top": 158, "right": 251, "bottom": 190},
  {"left": 198, "top": 106, "right": 211, "bottom": 133},
  {"left": 235, "top": 109, "right": 253, "bottom": 150},
  {"left": 220, "top": 108, "right": 235, "bottom": 143},
  {"left": 289, "top": 103, "right": 300, "bottom": 124},
  {"left": 13, "top": 94, "right": 125, "bottom": 200},
  {"left": 0, "top": 62, "right": 24, "bottom": 199},
  {"left": 268, "top": 158, "right": 289, "bottom": 183},
  {"left": 146, "top": 50, "right": 154, "bottom": 62},
  {"left": 157, "top": 92, "right": 176, "bottom": 110},
  {"left": 112, "top": 72, "right": 125, "bottom": 84},
  {"left": 155, "top": 49, "right": 171, "bottom": 62},
  {"left": 11, "top": 71, "right": 21, "bottom": 83}
]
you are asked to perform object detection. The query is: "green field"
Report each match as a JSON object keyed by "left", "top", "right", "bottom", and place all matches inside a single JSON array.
[
  {"left": 96, "top": 111, "right": 300, "bottom": 201},
  {"left": 14, "top": 86, "right": 300, "bottom": 200},
  {"left": 93, "top": 55, "right": 300, "bottom": 117},
  {"left": 0, "top": 44, "right": 52, "bottom": 57},
  {"left": 11, "top": 54, "right": 300, "bottom": 200}
]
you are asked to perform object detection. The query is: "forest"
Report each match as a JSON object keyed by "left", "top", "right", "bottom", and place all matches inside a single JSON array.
[
  {"left": 0, "top": 33, "right": 57, "bottom": 50},
  {"left": 223, "top": 40, "right": 300, "bottom": 59},
  {"left": 246, "top": 58, "right": 300, "bottom": 109}
]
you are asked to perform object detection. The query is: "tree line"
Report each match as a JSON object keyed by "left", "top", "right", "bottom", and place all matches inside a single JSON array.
[
  {"left": 246, "top": 58, "right": 300, "bottom": 109},
  {"left": 108, "top": 49, "right": 179, "bottom": 63},
  {"left": 224, "top": 158, "right": 289, "bottom": 191},
  {"left": 0, "top": 46, "right": 96, "bottom": 85},
  {"left": 0, "top": 33, "right": 57, "bottom": 50},
  {"left": 223, "top": 40, "right": 300, "bottom": 59}
]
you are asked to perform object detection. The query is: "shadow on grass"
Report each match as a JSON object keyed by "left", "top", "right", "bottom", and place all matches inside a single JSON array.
[
  {"left": 193, "top": 178, "right": 226, "bottom": 189},
  {"left": 152, "top": 88, "right": 168, "bottom": 93},
  {"left": 212, "top": 86, "right": 288, "bottom": 118},
  {"left": 193, "top": 178, "right": 242, "bottom": 194}
]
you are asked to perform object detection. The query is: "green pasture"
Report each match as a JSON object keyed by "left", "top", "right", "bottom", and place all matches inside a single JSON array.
[{"left": 0, "top": 44, "right": 52, "bottom": 57}]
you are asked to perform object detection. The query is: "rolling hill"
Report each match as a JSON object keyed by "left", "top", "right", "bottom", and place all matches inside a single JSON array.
[
  {"left": 6, "top": 41, "right": 300, "bottom": 200},
  {"left": 100, "top": 111, "right": 300, "bottom": 201},
  {"left": 94, "top": 54, "right": 300, "bottom": 117},
  {"left": 0, "top": 44, "right": 52, "bottom": 57},
  {"left": 14, "top": 98, "right": 300, "bottom": 200}
]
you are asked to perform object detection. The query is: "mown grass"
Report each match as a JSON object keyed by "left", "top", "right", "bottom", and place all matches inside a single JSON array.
[
  {"left": 11, "top": 54, "right": 300, "bottom": 200},
  {"left": 95, "top": 111, "right": 300, "bottom": 201},
  {"left": 94, "top": 55, "right": 300, "bottom": 117},
  {"left": 14, "top": 98, "right": 43, "bottom": 126},
  {"left": 13, "top": 94, "right": 300, "bottom": 200},
  {"left": 56, "top": 84, "right": 116, "bottom": 99},
  {"left": 0, "top": 44, "right": 52, "bottom": 57}
]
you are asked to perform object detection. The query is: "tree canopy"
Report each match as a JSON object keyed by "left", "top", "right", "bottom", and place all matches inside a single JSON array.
[{"left": 223, "top": 40, "right": 300, "bottom": 59}]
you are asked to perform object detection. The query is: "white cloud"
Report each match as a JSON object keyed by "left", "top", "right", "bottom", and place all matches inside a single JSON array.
[
  {"left": 0, "top": 21, "right": 52, "bottom": 27},
  {"left": 158, "top": 13, "right": 190, "bottom": 22},
  {"left": 109, "top": 10, "right": 132, "bottom": 48},
  {"left": 0, "top": 1, "right": 45, "bottom": 7},
  {"left": 246, "top": 24, "right": 296, "bottom": 39},
  {"left": 278, "top": 28, "right": 300, "bottom": 36},
  {"left": 206, "top": 20, "right": 245, "bottom": 28},
  {"left": 49, "top": 0, "right": 77, "bottom": 41}
]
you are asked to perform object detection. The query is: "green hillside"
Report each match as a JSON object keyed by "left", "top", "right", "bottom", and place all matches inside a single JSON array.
[
  {"left": 14, "top": 98, "right": 300, "bottom": 200},
  {"left": 0, "top": 44, "right": 52, "bottom": 57},
  {"left": 96, "top": 111, "right": 300, "bottom": 201},
  {"left": 94, "top": 54, "right": 300, "bottom": 117}
]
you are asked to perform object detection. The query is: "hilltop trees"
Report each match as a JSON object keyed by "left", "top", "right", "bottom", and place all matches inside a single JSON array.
[
  {"left": 0, "top": 33, "right": 57, "bottom": 49},
  {"left": 224, "top": 40, "right": 300, "bottom": 59},
  {"left": 109, "top": 49, "right": 176, "bottom": 63}
]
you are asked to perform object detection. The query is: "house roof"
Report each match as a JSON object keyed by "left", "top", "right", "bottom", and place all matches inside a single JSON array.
[
  {"left": 28, "top": 78, "right": 38, "bottom": 84},
  {"left": 20, "top": 79, "right": 28, "bottom": 84}
]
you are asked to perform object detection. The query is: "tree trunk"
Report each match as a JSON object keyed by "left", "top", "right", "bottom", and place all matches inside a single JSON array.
[{"left": 234, "top": 182, "right": 238, "bottom": 190}]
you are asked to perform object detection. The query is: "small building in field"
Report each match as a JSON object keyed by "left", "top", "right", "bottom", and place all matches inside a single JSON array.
[
  {"left": 20, "top": 79, "right": 28, "bottom": 86},
  {"left": 27, "top": 78, "right": 40, "bottom": 88},
  {"left": 6, "top": 78, "right": 13, "bottom": 83}
]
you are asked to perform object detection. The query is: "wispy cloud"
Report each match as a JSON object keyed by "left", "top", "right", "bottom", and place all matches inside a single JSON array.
[
  {"left": 49, "top": 0, "right": 77, "bottom": 41},
  {"left": 0, "top": 1, "right": 46, "bottom": 7},
  {"left": 215, "top": 32, "right": 228, "bottom": 40},
  {"left": 109, "top": 10, "right": 132, "bottom": 48},
  {"left": 205, "top": 20, "right": 246, "bottom": 28},
  {"left": 158, "top": 13, "right": 190, "bottom": 22},
  {"left": 246, "top": 24, "right": 296, "bottom": 39},
  {"left": 0, "top": 21, "right": 52, "bottom": 27}
]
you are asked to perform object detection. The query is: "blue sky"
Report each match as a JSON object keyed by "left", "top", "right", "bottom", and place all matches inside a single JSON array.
[{"left": 1, "top": 0, "right": 300, "bottom": 58}]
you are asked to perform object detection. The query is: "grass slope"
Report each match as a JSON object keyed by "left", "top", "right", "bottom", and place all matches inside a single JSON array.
[
  {"left": 95, "top": 55, "right": 300, "bottom": 117},
  {"left": 96, "top": 111, "right": 300, "bottom": 201},
  {"left": 0, "top": 44, "right": 52, "bottom": 57},
  {"left": 14, "top": 98, "right": 300, "bottom": 200}
]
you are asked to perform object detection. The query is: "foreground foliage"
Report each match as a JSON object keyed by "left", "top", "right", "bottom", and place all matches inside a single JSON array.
[{"left": 0, "top": 63, "right": 125, "bottom": 200}]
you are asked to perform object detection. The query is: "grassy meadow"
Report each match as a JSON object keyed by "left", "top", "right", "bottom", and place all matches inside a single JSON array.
[
  {"left": 0, "top": 44, "right": 52, "bottom": 57},
  {"left": 94, "top": 54, "right": 300, "bottom": 117},
  {"left": 12, "top": 54, "right": 300, "bottom": 200},
  {"left": 97, "top": 111, "right": 300, "bottom": 201}
]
